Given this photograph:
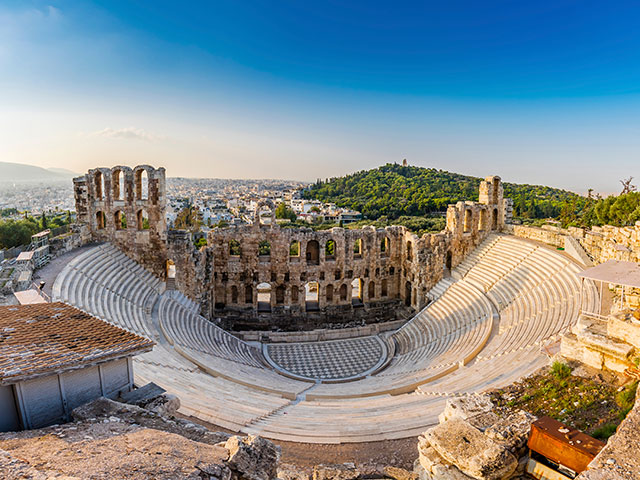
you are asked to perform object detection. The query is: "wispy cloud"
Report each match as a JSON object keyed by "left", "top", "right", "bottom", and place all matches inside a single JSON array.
[{"left": 90, "top": 127, "right": 164, "bottom": 142}]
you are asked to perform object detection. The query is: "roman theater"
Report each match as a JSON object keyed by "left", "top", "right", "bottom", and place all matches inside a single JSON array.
[{"left": 49, "top": 165, "right": 600, "bottom": 444}]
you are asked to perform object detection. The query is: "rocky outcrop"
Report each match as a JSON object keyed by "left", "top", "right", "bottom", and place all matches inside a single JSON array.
[
  {"left": 0, "top": 397, "right": 279, "bottom": 480},
  {"left": 224, "top": 435, "right": 281, "bottom": 480},
  {"left": 577, "top": 393, "right": 640, "bottom": 480},
  {"left": 423, "top": 418, "right": 517, "bottom": 480},
  {"left": 416, "top": 395, "right": 533, "bottom": 480}
]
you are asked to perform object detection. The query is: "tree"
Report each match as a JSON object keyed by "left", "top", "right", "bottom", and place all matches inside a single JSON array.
[
  {"left": 275, "top": 202, "right": 297, "bottom": 221},
  {"left": 0, "top": 219, "right": 39, "bottom": 248},
  {"left": 620, "top": 177, "right": 637, "bottom": 195},
  {"left": 40, "top": 212, "right": 47, "bottom": 230},
  {"left": 174, "top": 206, "right": 201, "bottom": 232}
]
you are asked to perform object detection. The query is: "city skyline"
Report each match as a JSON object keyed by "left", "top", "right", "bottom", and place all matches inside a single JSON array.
[{"left": 1, "top": 1, "right": 640, "bottom": 193}]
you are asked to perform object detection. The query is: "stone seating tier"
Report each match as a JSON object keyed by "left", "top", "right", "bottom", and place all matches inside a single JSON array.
[{"left": 50, "top": 234, "right": 595, "bottom": 443}]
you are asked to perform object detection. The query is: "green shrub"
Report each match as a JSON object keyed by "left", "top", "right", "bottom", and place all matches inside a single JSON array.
[
  {"left": 616, "top": 381, "right": 638, "bottom": 419},
  {"left": 591, "top": 423, "right": 618, "bottom": 440},
  {"left": 551, "top": 361, "right": 572, "bottom": 380}
]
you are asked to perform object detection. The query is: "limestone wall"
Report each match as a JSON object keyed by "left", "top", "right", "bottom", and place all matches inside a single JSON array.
[
  {"left": 73, "top": 166, "right": 168, "bottom": 278},
  {"left": 511, "top": 222, "right": 640, "bottom": 265}
]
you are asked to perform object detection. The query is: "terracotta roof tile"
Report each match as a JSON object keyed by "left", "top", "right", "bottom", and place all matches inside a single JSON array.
[{"left": 0, "top": 302, "right": 154, "bottom": 384}]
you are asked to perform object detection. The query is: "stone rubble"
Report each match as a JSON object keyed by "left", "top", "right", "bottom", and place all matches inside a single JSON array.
[{"left": 415, "top": 395, "right": 533, "bottom": 480}]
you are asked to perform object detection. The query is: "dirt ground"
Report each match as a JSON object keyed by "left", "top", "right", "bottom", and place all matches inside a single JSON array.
[{"left": 176, "top": 413, "right": 420, "bottom": 471}]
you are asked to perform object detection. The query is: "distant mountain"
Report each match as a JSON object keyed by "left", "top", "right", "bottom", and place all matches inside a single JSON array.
[
  {"left": 47, "top": 167, "right": 79, "bottom": 177},
  {"left": 0, "top": 161, "right": 74, "bottom": 183}
]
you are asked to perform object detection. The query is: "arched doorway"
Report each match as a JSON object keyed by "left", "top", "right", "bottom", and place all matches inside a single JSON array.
[
  {"left": 351, "top": 278, "right": 363, "bottom": 306},
  {"left": 257, "top": 283, "right": 271, "bottom": 312},
  {"left": 305, "top": 282, "right": 319, "bottom": 311}
]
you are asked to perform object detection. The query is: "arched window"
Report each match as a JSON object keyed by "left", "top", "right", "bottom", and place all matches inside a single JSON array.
[
  {"left": 325, "top": 239, "right": 336, "bottom": 260},
  {"left": 289, "top": 240, "right": 300, "bottom": 257},
  {"left": 258, "top": 240, "right": 271, "bottom": 257},
  {"left": 137, "top": 209, "right": 150, "bottom": 230},
  {"left": 306, "top": 240, "right": 319, "bottom": 265},
  {"left": 291, "top": 285, "right": 299, "bottom": 304},
  {"left": 276, "top": 285, "right": 285, "bottom": 304},
  {"left": 406, "top": 241, "right": 413, "bottom": 261},
  {"left": 492, "top": 208, "right": 498, "bottom": 230},
  {"left": 305, "top": 282, "right": 319, "bottom": 311},
  {"left": 96, "top": 211, "right": 106, "bottom": 230},
  {"left": 229, "top": 239, "right": 241, "bottom": 256},
  {"left": 445, "top": 251, "right": 452, "bottom": 271},
  {"left": 114, "top": 210, "right": 126, "bottom": 230},
  {"left": 95, "top": 171, "right": 104, "bottom": 200},
  {"left": 339, "top": 284, "right": 348, "bottom": 301},
  {"left": 464, "top": 209, "right": 472, "bottom": 233},
  {"left": 479, "top": 209, "right": 488, "bottom": 231},
  {"left": 113, "top": 169, "right": 125, "bottom": 201},
  {"left": 380, "top": 237, "right": 389, "bottom": 256},
  {"left": 381, "top": 279, "right": 388, "bottom": 297},
  {"left": 368, "top": 281, "right": 375, "bottom": 300},
  {"left": 326, "top": 284, "right": 334, "bottom": 302},
  {"left": 351, "top": 278, "right": 362, "bottom": 306},
  {"left": 353, "top": 238, "right": 362, "bottom": 257},
  {"left": 257, "top": 283, "right": 271, "bottom": 312},
  {"left": 231, "top": 286, "right": 239, "bottom": 304},
  {"left": 245, "top": 284, "right": 253, "bottom": 304},
  {"left": 135, "top": 169, "right": 148, "bottom": 200}
]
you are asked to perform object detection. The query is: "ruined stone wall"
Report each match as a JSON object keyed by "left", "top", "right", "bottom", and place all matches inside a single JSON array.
[
  {"left": 511, "top": 222, "right": 640, "bottom": 264},
  {"left": 195, "top": 224, "right": 412, "bottom": 330},
  {"left": 445, "top": 175, "right": 507, "bottom": 270},
  {"left": 73, "top": 166, "right": 168, "bottom": 278},
  {"left": 174, "top": 175, "right": 507, "bottom": 330},
  {"left": 73, "top": 165, "right": 509, "bottom": 331}
]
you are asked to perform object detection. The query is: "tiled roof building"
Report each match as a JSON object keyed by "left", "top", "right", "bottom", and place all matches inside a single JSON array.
[{"left": 0, "top": 302, "right": 154, "bottom": 431}]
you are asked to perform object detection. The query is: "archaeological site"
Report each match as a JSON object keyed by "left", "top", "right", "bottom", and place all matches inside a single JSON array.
[{"left": 2, "top": 165, "right": 640, "bottom": 480}]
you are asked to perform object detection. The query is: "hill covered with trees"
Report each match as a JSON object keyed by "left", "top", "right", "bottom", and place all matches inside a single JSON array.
[{"left": 304, "top": 163, "right": 584, "bottom": 222}]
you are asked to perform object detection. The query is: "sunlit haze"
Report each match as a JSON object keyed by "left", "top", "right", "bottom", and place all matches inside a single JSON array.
[{"left": 2, "top": 1, "right": 640, "bottom": 193}]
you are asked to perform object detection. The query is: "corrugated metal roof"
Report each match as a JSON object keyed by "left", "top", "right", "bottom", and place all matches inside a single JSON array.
[{"left": 0, "top": 302, "right": 154, "bottom": 384}]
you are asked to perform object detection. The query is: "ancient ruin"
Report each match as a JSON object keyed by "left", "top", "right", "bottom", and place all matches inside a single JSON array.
[
  {"left": 1, "top": 164, "right": 634, "bottom": 478},
  {"left": 75, "top": 166, "right": 508, "bottom": 331}
]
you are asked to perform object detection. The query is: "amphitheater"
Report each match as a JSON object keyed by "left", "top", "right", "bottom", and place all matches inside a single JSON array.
[{"left": 48, "top": 165, "right": 599, "bottom": 444}]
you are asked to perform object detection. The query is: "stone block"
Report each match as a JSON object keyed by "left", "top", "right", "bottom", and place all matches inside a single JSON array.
[
  {"left": 582, "top": 347, "right": 604, "bottom": 370},
  {"left": 417, "top": 443, "right": 474, "bottom": 480},
  {"left": 438, "top": 395, "right": 495, "bottom": 424},
  {"left": 424, "top": 418, "right": 517, "bottom": 480},
  {"left": 608, "top": 315, "right": 640, "bottom": 350},
  {"left": 484, "top": 410, "right": 536, "bottom": 455},
  {"left": 561, "top": 333, "right": 584, "bottom": 363},
  {"left": 224, "top": 435, "right": 280, "bottom": 480}
]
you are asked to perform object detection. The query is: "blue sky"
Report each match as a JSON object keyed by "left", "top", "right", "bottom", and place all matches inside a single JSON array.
[{"left": 1, "top": 1, "right": 640, "bottom": 193}]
